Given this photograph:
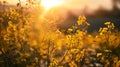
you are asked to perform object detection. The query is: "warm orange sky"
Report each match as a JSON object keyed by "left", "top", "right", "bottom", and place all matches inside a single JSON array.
[{"left": 3, "top": 0, "right": 113, "bottom": 10}]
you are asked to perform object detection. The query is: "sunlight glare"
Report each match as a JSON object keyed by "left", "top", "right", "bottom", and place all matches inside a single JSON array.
[{"left": 41, "top": 0, "right": 63, "bottom": 10}]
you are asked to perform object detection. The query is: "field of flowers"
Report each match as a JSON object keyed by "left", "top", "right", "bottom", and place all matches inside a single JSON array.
[{"left": 0, "top": 1, "right": 120, "bottom": 67}]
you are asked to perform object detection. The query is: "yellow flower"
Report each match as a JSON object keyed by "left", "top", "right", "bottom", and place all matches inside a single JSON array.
[
  {"left": 111, "top": 23, "right": 115, "bottom": 29},
  {"left": 69, "top": 61, "right": 77, "bottom": 67},
  {"left": 8, "top": 21, "right": 13, "bottom": 26},
  {"left": 68, "top": 28, "right": 73, "bottom": 32},
  {"left": 65, "top": 55, "right": 72, "bottom": 62},
  {"left": 77, "top": 16, "right": 86, "bottom": 25},
  {"left": 76, "top": 53, "right": 81, "bottom": 62},
  {"left": 104, "top": 22, "right": 110, "bottom": 25},
  {"left": 97, "top": 53, "right": 102, "bottom": 57},
  {"left": 99, "top": 28, "right": 103, "bottom": 32},
  {"left": 42, "top": 55, "right": 47, "bottom": 59},
  {"left": 32, "top": 40, "right": 37, "bottom": 46},
  {"left": 35, "top": 57, "right": 38, "bottom": 62},
  {"left": 25, "top": 53, "right": 30, "bottom": 57},
  {"left": 104, "top": 50, "right": 112, "bottom": 52},
  {"left": 70, "top": 49, "right": 79, "bottom": 54},
  {"left": 77, "top": 20, "right": 83, "bottom": 25}
]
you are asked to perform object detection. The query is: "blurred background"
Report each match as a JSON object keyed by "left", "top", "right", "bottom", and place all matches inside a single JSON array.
[{"left": 1, "top": 0, "right": 120, "bottom": 32}]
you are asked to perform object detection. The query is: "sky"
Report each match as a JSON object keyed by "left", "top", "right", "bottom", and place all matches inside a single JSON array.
[
  {"left": 1, "top": 0, "right": 114, "bottom": 17},
  {"left": 3, "top": 0, "right": 113, "bottom": 10},
  {"left": 64, "top": 0, "right": 112, "bottom": 9}
]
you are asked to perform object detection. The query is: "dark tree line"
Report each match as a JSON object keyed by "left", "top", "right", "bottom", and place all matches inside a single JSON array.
[{"left": 112, "top": 0, "right": 120, "bottom": 10}]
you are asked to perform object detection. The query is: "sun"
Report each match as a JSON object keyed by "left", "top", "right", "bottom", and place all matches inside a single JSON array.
[{"left": 41, "top": 0, "right": 63, "bottom": 10}]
